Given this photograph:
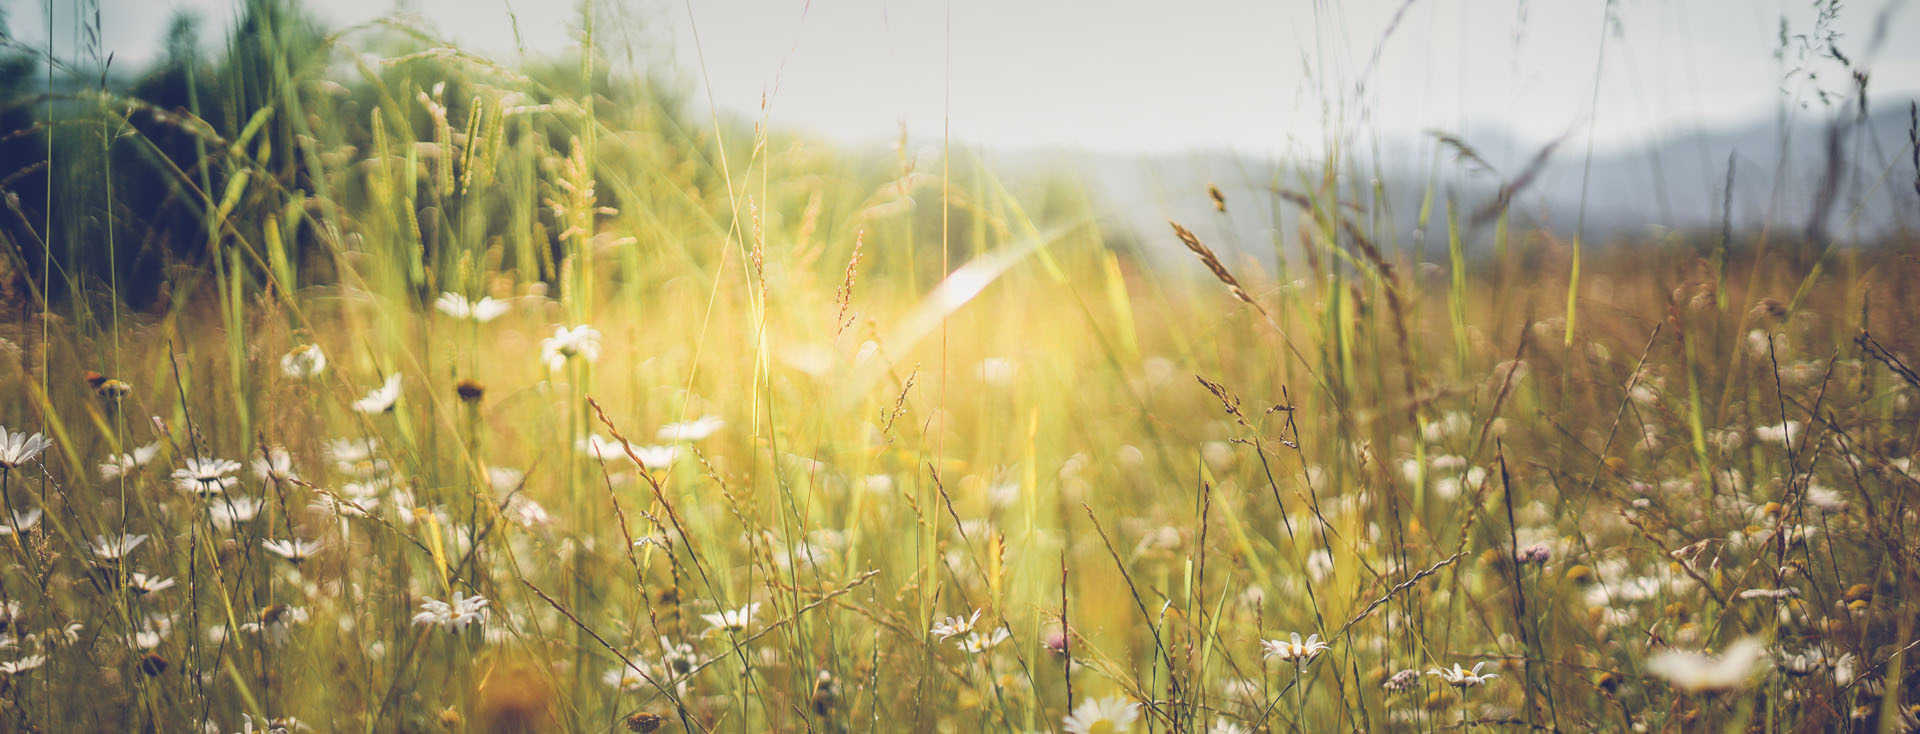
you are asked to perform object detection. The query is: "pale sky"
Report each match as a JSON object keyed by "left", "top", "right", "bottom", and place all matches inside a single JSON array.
[{"left": 15, "top": 0, "right": 1920, "bottom": 154}]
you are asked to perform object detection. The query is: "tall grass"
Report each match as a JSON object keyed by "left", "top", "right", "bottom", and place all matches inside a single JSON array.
[{"left": 1, "top": 1, "right": 1919, "bottom": 733}]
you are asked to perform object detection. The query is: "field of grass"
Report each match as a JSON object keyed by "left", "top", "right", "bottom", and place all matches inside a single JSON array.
[{"left": 2, "top": 1, "right": 1920, "bottom": 732}]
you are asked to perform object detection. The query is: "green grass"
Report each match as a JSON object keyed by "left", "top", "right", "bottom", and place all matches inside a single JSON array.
[{"left": 2, "top": 2, "right": 1919, "bottom": 733}]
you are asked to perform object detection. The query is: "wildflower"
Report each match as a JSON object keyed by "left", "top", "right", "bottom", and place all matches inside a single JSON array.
[
  {"left": 208, "top": 496, "right": 264, "bottom": 530},
  {"left": 1428, "top": 661, "right": 1500, "bottom": 688},
  {"left": 353, "top": 374, "right": 403, "bottom": 413},
  {"left": 1753, "top": 421, "right": 1804, "bottom": 446},
  {"left": 1646, "top": 637, "right": 1769, "bottom": 692},
  {"left": 173, "top": 457, "right": 242, "bottom": 497},
  {"left": 412, "top": 591, "right": 490, "bottom": 632},
  {"left": 577, "top": 435, "right": 629, "bottom": 461},
  {"left": 126, "top": 572, "right": 177, "bottom": 596},
  {"left": 262, "top": 538, "right": 323, "bottom": 563},
  {"left": 0, "top": 654, "right": 46, "bottom": 675},
  {"left": 1736, "top": 587, "right": 1800, "bottom": 601},
  {"left": 1208, "top": 721, "right": 1250, "bottom": 734},
  {"left": 100, "top": 441, "right": 163, "bottom": 480},
  {"left": 1516, "top": 544, "right": 1552, "bottom": 565},
  {"left": 701, "top": 602, "right": 760, "bottom": 634},
  {"left": 434, "top": 292, "right": 510, "bottom": 323},
  {"left": 326, "top": 438, "right": 381, "bottom": 465},
  {"left": 240, "top": 605, "right": 309, "bottom": 646},
  {"left": 280, "top": 344, "right": 327, "bottom": 379},
  {"left": 455, "top": 379, "right": 485, "bottom": 403},
  {"left": 1384, "top": 668, "right": 1421, "bottom": 692},
  {"left": 92, "top": 533, "right": 149, "bottom": 561},
  {"left": 131, "top": 614, "right": 172, "bottom": 649},
  {"left": 541, "top": 325, "right": 603, "bottom": 372},
  {"left": 0, "top": 508, "right": 42, "bottom": 536},
  {"left": 603, "top": 661, "right": 654, "bottom": 692},
  {"left": 1260, "top": 632, "right": 1329, "bottom": 664},
  {"left": 931, "top": 608, "right": 983, "bottom": 641},
  {"left": 657, "top": 415, "right": 725, "bottom": 441},
  {"left": 656, "top": 636, "right": 698, "bottom": 678},
  {"left": 251, "top": 447, "right": 296, "bottom": 481},
  {"left": 959, "top": 628, "right": 1010, "bottom": 655},
  {"left": 0, "top": 426, "right": 53, "bottom": 468},
  {"left": 1062, "top": 695, "right": 1139, "bottom": 734}
]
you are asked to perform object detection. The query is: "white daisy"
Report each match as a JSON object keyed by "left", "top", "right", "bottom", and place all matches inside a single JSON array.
[
  {"left": 959, "top": 628, "right": 1010, "bottom": 655},
  {"left": 92, "top": 533, "right": 149, "bottom": 561},
  {"left": 603, "top": 661, "right": 654, "bottom": 692},
  {"left": 262, "top": 538, "right": 323, "bottom": 563},
  {"left": 251, "top": 447, "right": 296, "bottom": 481},
  {"left": 930, "top": 609, "right": 983, "bottom": 641},
  {"left": 173, "top": 457, "right": 242, "bottom": 497},
  {"left": 0, "top": 653, "right": 46, "bottom": 675},
  {"left": 0, "top": 509, "right": 41, "bottom": 536},
  {"left": 208, "top": 496, "right": 264, "bottom": 531},
  {"left": 239, "top": 605, "right": 308, "bottom": 646},
  {"left": 1062, "top": 695, "right": 1139, "bottom": 734},
  {"left": 1427, "top": 661, "right": 1501, "bottom": 688},
  {"left": 100, "top": 441, "right": 163, "bottom": 480},
  {"left": 353, "top": 374, "right": 403, "bottom": 414},
  {"left": 540, "top": 325, "right": 602, "bottom": 372},
  {"left": 279, "top": 344, "right": 327, "bottom": 379},
  {"left": 412, "top": 591, "right": 490, "bottom": 632},
  {"left": 657, "top": 416, "right": 725, "bottom": 442},
  {"left": 0, "top": 426, "right": 53, "bottom": 468},
  {"left": 434, "top": 292, "right": 511, "bottom": 323},
  {"left": 126, "top": 572, "right": 177, "bottom": 596},
  {"left": 1647, "top": 637, "right": 1769, "bottom": 692},
  {"left": 701, "top": 602, "right": 760, "bottom": 634},
  {"left": 1260, "top": 632, "right": 1329, "bottom": 664}
]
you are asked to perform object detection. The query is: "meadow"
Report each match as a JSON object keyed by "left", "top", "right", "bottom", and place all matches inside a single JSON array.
[{"left": 2, "top": 1, "right": 1919, "bottom": 732}]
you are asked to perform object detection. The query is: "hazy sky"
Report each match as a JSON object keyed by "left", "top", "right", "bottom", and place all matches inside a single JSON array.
[{"left": 15, "top": 0, "right": 1920, "bottom": 154}]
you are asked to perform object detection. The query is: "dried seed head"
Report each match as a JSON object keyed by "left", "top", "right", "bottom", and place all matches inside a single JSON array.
[{"left": 624, "top": 712, "right": 665, "bottom": 732}]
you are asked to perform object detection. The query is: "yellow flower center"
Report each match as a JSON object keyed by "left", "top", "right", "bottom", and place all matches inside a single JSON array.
[{"left": 1088, "top": 721, "right": 1117, "bottom": 734}]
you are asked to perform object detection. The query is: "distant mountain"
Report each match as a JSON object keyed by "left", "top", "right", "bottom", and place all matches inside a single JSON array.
[{"left": 987, "top": 99, "right": 1918, "bottom": 269}]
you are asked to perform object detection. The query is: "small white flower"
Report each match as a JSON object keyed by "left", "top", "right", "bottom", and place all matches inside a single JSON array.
[
  {"left": 262, "top": 538, "right": 323, "bottom": 563},
  {"left": 239, "top": 605, "right": 308, "bottom": 647},
  {"left": 1754, "top": 421, "right": 1804, "bottom": 446},
  {"left": 126, "top": 573, "right": 177, "bottom": 596},
  {"left": 541, "top": 325, "right": 602, "bottom": 372},
  {"left": 657, "top": 416, "right": 725, "bottom": 442},
  {"left": 209, "top": 496, "right": 264, "bottom": 531},
  {"left": 353, "top": 374, "right": 403, "bottom": 414},
  {"left": 1260, "top": 632, "right": 1329, "bottom": 664},
  {"left": 959, "top": 628, "right": 1010, "bottom": 655},
  {"left": 931, "top": 609, "right": 983, "bottom": 641},
  {"left": 0, "top": 426, "right": 54, "bottom": 468},
  {"left": 280, "top": 344, "right": 327, "bottom": 379},
  {"left": 603, "top": 661, "right": 654, "bottom": 692},
  {"left": 173, "top": 457, "right": 242, "bottom": 497},
  {"left": 1647, "top": 637, "right": 1769, "bottom": 692},
  {"left": 701, "top": 602, "right": 760, "bottom": 634},
  {"left": 0, "top": 509, "right": 41, "bottom": 536},
  {"left": 100, "top": 441, "right": 163, "bottom": 480},
  {"left": 434, "top": 292, "right": 511, "bottom": 323},
  {"left": 1062, "top": 695, "right": 1139, "bottom": 734},
  {"left": 251, "top": 447, "right": 296, "bottom": 481},
  {"left": 412, "top": 591, "right": 490, "bottom": 632},
  {"left": 1427, "top": 661, "right": 1500, "bottom": 688},
  {"left": 0, "top": 653, "right": 46, "bottom": 675},
  {"left": 92, "top": 533, "right": 149, "bottom": 561}
]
